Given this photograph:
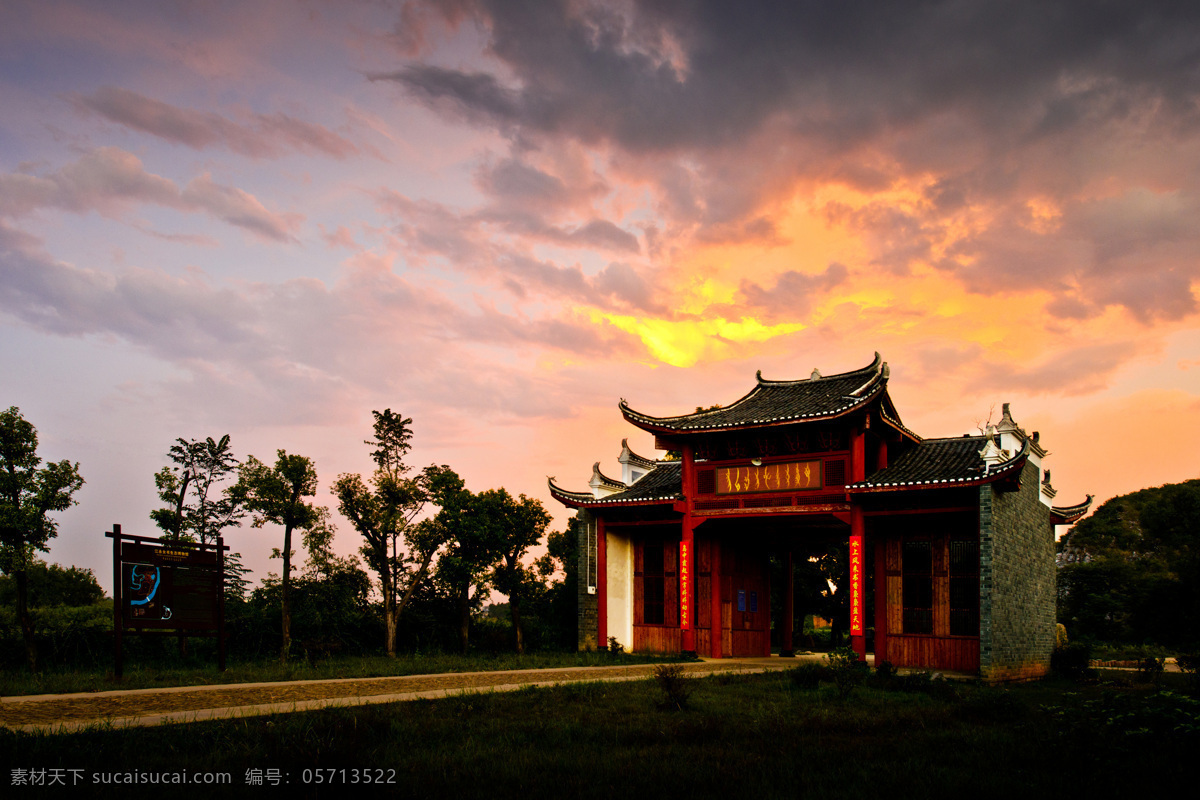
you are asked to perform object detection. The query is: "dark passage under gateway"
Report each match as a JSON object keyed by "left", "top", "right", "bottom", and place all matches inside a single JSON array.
[{"left": 550, "top": 354, "right": 1092, "bottom": 680}]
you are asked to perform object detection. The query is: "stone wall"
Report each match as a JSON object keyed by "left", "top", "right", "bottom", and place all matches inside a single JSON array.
[
  {"left": 576, "top": 510, "right": 598, "bottom": 651},
  {"left": 979, "top": 461, "right": 1055, "bottom": 681}
]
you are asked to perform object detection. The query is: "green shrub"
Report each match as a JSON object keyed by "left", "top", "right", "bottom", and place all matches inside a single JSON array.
[
  {"left": 1136, "top": 657, "right": 1165, "bottom": 684},
  {"left": 788, "top": 662, "right": 833, "bottom": 690},
  {"left": 827, "top": 647, "right": 866, "bottom": 698},
  {"left": 1176, "top": 653, "right": 1200, "bottom": 690},
  {"left": 1051, "top": 641, "right": 1094, "bottom": 681},
  {"left": 891, "top": 670, "right": 958, "bottom": 699},
  {"left": 653, "top": 663, "right": 693, "bottom": 711}
]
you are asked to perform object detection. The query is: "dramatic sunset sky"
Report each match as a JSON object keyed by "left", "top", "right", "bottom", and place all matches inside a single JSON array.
[{"left": 3, "top": 1, "right": 1198, "bottom": 591}]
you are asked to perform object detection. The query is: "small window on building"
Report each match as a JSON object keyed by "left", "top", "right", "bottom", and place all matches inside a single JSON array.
[
  {"left": 948, "top": 539, "right": 979, "bottom": 636},
  {"left": 643, "top": 543, "right": 665, "bottom": 625},
  {"left": 902, "top": 540, "right": 933, "bottom": 634}
]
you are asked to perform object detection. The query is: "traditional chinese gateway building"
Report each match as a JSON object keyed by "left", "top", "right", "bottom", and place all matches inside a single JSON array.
[{"left": 549, "top": 354, "right": 1092, "bottom": 681}]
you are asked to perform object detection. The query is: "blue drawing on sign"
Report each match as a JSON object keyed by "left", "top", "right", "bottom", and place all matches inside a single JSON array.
[
  {"left": 129, "top": 565, "right": 161, "bottom": 606},
  {"left": 737, "top": 590, "right": 745, "bottom": 612}
]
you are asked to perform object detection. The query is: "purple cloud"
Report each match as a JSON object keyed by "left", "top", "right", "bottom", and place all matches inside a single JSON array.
[
  {"left": 0, "top": 148, "right": 300, "bottom": 241},
  {"left": 71, "top": 87, "right": 363, "bottom": 160}
]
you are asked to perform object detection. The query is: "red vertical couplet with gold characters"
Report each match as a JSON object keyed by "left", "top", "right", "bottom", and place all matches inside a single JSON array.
[
  {"left": 849, "top": 536, "right": 864, "bottom": 636},
  {"left": 679, "top": 541, "right": 691, "bottom": 630}
]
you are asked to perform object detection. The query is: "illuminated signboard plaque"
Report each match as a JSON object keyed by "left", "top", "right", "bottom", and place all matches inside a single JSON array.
[
  {"left": 679, "top": 541, "right": 691, "bottom": 630},
  {"left": 849, "top": 536, "right": 864, "bottom": 636},
  {"left": 716, "top": 460, "right": 822, "bottom": 495}
]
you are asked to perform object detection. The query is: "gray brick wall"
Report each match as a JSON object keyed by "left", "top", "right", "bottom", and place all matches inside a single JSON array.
[
  {"left": 979, "top": 461, "right": 1055, "bottom": 681},
  {"left": 577, "top": 510, "right": 598, "bottom": 651}
]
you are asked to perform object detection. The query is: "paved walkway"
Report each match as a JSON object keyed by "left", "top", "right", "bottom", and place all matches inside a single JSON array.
[{"left": 1, "top": 658, "right": 804, "bottom": 735}]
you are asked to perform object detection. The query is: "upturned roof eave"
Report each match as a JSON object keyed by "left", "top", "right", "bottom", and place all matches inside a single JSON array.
[
  {"left": 1051, "top": 495, "right": 1094, "bottom": 525},
  {"left": 547, "top": 477, "right": 595, "bottom": 508}
]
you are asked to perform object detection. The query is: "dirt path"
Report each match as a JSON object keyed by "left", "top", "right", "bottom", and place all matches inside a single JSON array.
[{"left": 1, "top": 659, "right": 798, "bottom": 734}]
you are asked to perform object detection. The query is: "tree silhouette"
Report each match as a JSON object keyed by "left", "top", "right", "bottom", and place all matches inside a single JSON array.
[{"left": 0, "top": 407, "right": 84, "bottom": 671}]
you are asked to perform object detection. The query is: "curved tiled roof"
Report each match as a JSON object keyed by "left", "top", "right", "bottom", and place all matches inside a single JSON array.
[
  {"left": 549, "top": 462, "right": 682, "bottom": 508},
  {"left": 620, "top": 354, "right": 889, "bottom": 433},
  {"left": 848, "top": 436, "right": 1029, "bottom": 492}
]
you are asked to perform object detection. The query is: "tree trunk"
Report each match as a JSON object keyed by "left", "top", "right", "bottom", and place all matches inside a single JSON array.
[
  {"left": 383, "top": 557, "right": 397, "bottom": 658},
  {"left": 511, "top": 588, "right": 524, "bottom": 655},
  {"left": 16, "top": 567, "right": 38, "bottom": 672},
  {"left": 458, "top": 584, "right": 471, "bottom": 654},
  {"left": 281, "top": 523, "right": 293, "bottom": 662},
  {"left": 174, "top": 471, "right": 192, "bottom": 659},
  {"left": 392, "top": 549, "right": 435, "bottom": 652}
]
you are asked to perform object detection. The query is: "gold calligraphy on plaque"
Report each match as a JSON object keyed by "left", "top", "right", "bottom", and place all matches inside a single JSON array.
[{"left": 715, "top": 460, "right": 823, "bottom": 495}]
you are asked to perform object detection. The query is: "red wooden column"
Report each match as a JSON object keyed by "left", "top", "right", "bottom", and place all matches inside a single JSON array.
[
  {"left": 710, "top": 539, "right": 723, "bottom": 658},
  {"left": 597, "top": 516, "right": 607, "bottom": 649},
  {"left": 780, "top": 549, "right": 795, "bottom": 657},
  {"left": 679, "top": 444, "right": 696, "bottom": 654},
  {"left": 762, "top": 553, "right": 772, "bottom": 657},
  {"left": 874, "top": 536, "right": 888, "bottom": 665},
  {"left": 849, "top": 421, "right": 867, "bottom": 661}
]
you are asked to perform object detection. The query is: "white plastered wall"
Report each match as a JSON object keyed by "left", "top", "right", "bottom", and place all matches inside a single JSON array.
[{"left": 606, "top": 530, "right": 634, "bottom": 651}]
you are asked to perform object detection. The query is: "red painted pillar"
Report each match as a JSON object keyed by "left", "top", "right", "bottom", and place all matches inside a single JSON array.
[
  {"left": 679, "top": 444, "right": 696, "bottom": 654},
  {"left": 781, "top": 549, "right": 795, "bottom": 657},
  {"left": 597, "top": 516, "right": 607, "bottom": 650},
  {"left": 874, "top": 537, "right": 888, "bottom": 664},
  {"left": 850, "top": 422, "right": 867, "bottom": 662},
  {"left": 762, "top": 553, "right": 772, "bottom": 657}
]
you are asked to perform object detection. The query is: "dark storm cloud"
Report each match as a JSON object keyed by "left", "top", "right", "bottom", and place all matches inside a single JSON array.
[
  {"left": 377, "top": 0, "right": 1200, "bottom": 322},
  {"left": 384, "top": 0, "right": 1200, "bottom": 155}
]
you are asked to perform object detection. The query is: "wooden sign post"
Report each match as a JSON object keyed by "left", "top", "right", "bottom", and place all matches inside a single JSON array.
[{"left": 107, "top": 524, "right": 227, "bottom": 679}]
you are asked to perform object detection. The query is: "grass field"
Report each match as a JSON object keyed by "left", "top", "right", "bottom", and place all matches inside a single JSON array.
[
  {"left": 0, "top": 650, "right": 686, "bottom": 697},
  {"left": 4, "top": 667, "right": 1197, "bottom": 798}
]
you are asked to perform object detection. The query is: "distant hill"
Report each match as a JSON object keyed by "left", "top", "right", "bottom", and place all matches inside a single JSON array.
[{"left": 1057, "top": 478, "right": 1199, "bottom": 647}]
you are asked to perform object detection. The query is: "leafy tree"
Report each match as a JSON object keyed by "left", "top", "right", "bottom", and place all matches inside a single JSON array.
[
  {"left": 150, "top": 435, "right": 243, "bottom": 543},
  {"left": 233, "top": 450, "right": 319, "bottom": 661},
  {"left": 149, "top": 434, "right": 249, "bottom": 604},
  {"left": 0, "top": 407, "right": 85, "bottom": 670},
  {"left": 1058, "top": 479, "right": 1200, "bottom": 648},
  {"left": 488, "top": 490, "right": 551, "bottom": 654},
  {"left": 0, "top": 559, "right": 104, "bottom": 607},
  {"left": 333, "top": 410, "right": 451, "bottom": 656},
  {"left": 529, "top": 516, "right": 582, "bottom": 649},
  {"left": 429, "top": 473, "right": 504, "bottom": 654}
]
